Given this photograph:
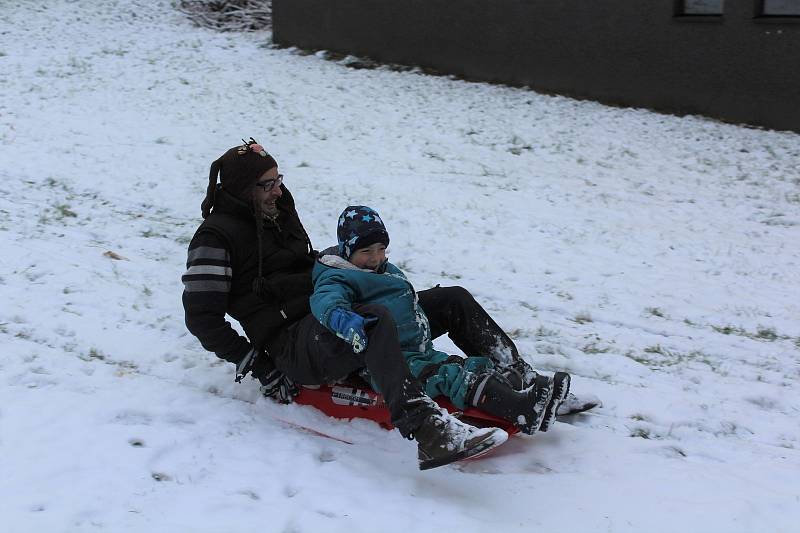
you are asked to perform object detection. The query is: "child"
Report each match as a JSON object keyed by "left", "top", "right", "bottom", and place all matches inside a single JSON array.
[{"left": 311, "top": 205, "right": 571, "bottom": 436}]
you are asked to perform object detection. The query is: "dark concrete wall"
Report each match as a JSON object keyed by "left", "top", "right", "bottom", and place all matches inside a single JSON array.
[{"left": 272, "top": 0, "right": 800, "bottom": 132}]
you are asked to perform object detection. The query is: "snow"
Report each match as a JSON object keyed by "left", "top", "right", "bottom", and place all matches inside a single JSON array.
[{"left": 1, "top": 1, "right": 799, "bottom": 531}]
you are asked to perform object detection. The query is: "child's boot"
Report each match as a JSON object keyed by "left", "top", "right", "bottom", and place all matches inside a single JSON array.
[
  {"left": 499, "top": 361, "right": 593, "bottom": 422},
  {"left": 415, "top": 409, "right": 508, "bottom": 470},
  {"left": 557, "top": 392, "right": 602, "bottom": 416},
  {"left": 498, "top": 357, "right": 539, "bottom": 390},
  {"left": 538, "top": 371, "right": 571, "bottom": 432},
  {"left": 468, "top": 372, "right": 554, "bottom": 435}
]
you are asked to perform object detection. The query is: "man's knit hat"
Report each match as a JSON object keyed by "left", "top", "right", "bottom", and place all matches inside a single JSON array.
[
  {"left": 201, "top": 138, "right": 278, "bottom": 218},
  {"left": 337, "top": 205, "right": 390, "bottom": 259}
]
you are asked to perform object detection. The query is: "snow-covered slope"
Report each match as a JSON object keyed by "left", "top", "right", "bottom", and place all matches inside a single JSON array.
[{"left": 1, "top": 1, "right": 799, "bottom": 531}]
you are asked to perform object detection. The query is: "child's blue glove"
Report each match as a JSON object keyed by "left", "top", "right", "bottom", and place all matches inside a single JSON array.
[{"left": 329, "top": 308, "right": 377, "bottom": 353}]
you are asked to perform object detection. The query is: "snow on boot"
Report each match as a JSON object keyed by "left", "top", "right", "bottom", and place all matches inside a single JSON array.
[
  {"left": 499, "top": 359, "right": 600, "bottom": 418},
  {"left": 498, "top": 358, "right": 539, "bottom": 390},
  {"left": 556, "top": 392, "right": 602, "bottom": 416},
  {"left": 538, "top": 372, "right": 571, "bottom": 432},
  {"left": 469, "top": 372, "right": 554, "bottom": 435},
  {"left": 415, "top": 409, "right": 508, "bottom": 471}
]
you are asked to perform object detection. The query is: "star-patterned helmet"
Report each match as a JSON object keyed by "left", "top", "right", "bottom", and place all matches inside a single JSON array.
[{"left": 337, "top": 205, "right": 390, "bottom": 259}]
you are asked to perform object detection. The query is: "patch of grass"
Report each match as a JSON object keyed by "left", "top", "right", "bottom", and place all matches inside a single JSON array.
[
  {"left": 140, "top": 229, "right": 167, "bottom": 238},
  {"left": 712, "top": 324, "right": 747, "bottom": 336},
  {"left": 644, "top": 344, "right": 671, "bottom": 355},
  {"left": 646, "top": 307, "right": 664, "bottom": 318},
  {"left": 754, "top": 327, "right": 778, "bottom": 341},
  {"left": 439, "top": 270, "right": 462, "bottom": 280},
  {"left": 628, "top": 346, "right": 721, "bottom": 373},
  {"left": 582, "top": 342, "right": 610, "bottom": 354},
  {"left": 394, "top": 260, "right": 413, "bottom": 272},
  {"left": 573, "top": 311, "right": 593, "bottom": 324},
  {"left": 55, "top": 204, "right": 77, "bottom": 218},
  {"left": 712, "top": 323, "right": 787, "bottom": 342},
  {"left": 665, "top": 445, "right": 687, "bottom": 457},
  {"left": 535, "top": 326, "right": 559, "bottom": 338},
  {"left": 87, "top": 348, "right": 106, "bottom": 361},
  {"left": 745, "top": 396, "right": 777, "bottom": 409},
  {"left": 629, "top": 427, "right": 651, "bottom": 439},
  {"left": 101, "top": 47, "right": 128, "bottom": 57},
  {"left": 629, "top": 413, "right": 651, "bottom": 422}
]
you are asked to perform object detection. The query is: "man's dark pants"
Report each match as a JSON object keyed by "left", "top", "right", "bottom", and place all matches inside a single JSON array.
[{"left": 274, "top": 286, "right": 520, "bottom": 437}]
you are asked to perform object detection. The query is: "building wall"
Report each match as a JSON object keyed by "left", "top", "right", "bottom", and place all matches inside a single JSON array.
[{"left": 272, "top": 0, "right": 800, "bottom": 132}]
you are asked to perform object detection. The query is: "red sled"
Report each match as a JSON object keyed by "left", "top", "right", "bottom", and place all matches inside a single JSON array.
[{"left": 294, "top": 379, "right": 520, "bottom": 437}]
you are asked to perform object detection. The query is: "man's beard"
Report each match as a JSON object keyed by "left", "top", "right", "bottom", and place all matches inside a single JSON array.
[{"left": 261, "top": 201, "right": 279, "bottom": 219}]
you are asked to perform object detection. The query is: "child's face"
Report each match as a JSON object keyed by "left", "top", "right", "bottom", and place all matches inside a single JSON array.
[{"left": 350, "top": 242, "right": 387, "bottom": 271}]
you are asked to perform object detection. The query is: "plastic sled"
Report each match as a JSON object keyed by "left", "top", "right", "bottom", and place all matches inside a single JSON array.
[{"left": 294, "top": 377, "right": 520, "bottom": 436}]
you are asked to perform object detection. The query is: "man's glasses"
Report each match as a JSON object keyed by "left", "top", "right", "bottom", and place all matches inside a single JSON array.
[{"left": 255, "top": 174, "right": 283, "bottom": 192}]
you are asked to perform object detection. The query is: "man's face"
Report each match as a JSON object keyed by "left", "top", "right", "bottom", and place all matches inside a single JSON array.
[
  {"left": 252, "top": 167, "right": 282, "bottom": 217},
  {"left": 350, "top": 242, "right": 387, "bottom": 271}
]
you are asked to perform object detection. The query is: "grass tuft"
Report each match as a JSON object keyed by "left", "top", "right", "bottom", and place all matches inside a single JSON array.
[{"left": 573, "top": 311, "right": 593, "bottom": 324}]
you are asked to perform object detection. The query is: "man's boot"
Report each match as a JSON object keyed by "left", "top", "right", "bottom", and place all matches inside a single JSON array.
[
  {"left": 468, "top": 372, "right": 554, "bottom": 435},
  {"left": 415, "top": 408, "right": 508, "bottom": 471}
]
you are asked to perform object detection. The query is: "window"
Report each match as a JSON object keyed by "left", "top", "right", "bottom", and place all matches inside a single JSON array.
[
  {"left": 679, "top": 0, "right": 725, "bottom": 15},
  {"left": 761, "top": 0, "right": 800, "bottom": 15}
]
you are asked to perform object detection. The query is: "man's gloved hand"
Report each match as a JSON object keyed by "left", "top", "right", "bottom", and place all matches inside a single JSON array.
[
  {"left": 235, "top": 347, "right": 298, "bottom": 404},
  {"left": 235, "top": 347, "right": 260, "bottom": 383},
  {"left": 328, "top": 308, "right": 378, "bottom": 354},
  {"left": 259, "top": 368, "right": 299, "bottom": 404}
]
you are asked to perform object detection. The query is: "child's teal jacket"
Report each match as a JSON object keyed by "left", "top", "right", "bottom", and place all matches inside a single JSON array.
[{"left": 310, "top": 247, "right": 493, "bottom": 408}]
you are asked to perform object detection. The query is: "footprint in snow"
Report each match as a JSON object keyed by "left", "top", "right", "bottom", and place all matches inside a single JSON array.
[
  {"left": 317, "top": 449, "right": 336, "bottom": 463},
  {"left": 112, "top": 410, "right": 152, "bottom": 425},
  {"left": 151, "top": 472, "right": 172, "bottom": 482},
  {"left": 237, "top": 489, "right": 260, "bottom": 501}
]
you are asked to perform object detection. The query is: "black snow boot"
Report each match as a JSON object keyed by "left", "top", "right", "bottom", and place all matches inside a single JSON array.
[
  {"left": 500, "top": 360, "right": 596, "bottom": 420},
  {"left": 538, "top": 372, "right": 571, "bottom": 432},
  {"left": 415, "top": 409, "right": 508, "bottom": 471},
  {"left": 469, "top": 372, "right": 554, "bottom": 435},
  {"left": 498, "top": 358, "right": 539, "bottom": 390}
]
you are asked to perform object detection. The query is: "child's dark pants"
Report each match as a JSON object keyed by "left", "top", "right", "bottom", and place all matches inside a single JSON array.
[{"left": 417, "top": 285, "right": 521, "bottom": 366}]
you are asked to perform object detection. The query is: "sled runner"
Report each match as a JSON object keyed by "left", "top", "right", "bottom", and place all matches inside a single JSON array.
[{"left": 293, "top": 378, "right": 521, "bottom": 437}]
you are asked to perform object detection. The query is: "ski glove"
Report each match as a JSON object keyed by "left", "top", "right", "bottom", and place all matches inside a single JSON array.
[
  {"left": 235, "top": 347, "right": 261, "bottom": 383},
  {"left": 328, "top": 308, "right": 378, "bottom": 354},
  {"left": 259, "top": 368, "right": 299, "bottom": 404}
]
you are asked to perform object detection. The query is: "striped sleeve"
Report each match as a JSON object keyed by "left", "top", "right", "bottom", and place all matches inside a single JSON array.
[
  {"left": 182, "top": 245, "right": 232, "bottom": 293},
  {"left": 182, "top": 231, "right": 251, "bottom": 365}
]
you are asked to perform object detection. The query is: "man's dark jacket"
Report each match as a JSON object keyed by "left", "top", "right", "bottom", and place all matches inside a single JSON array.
[{"left": 182, "top": 185, "right": 315, "bottom": 368}]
